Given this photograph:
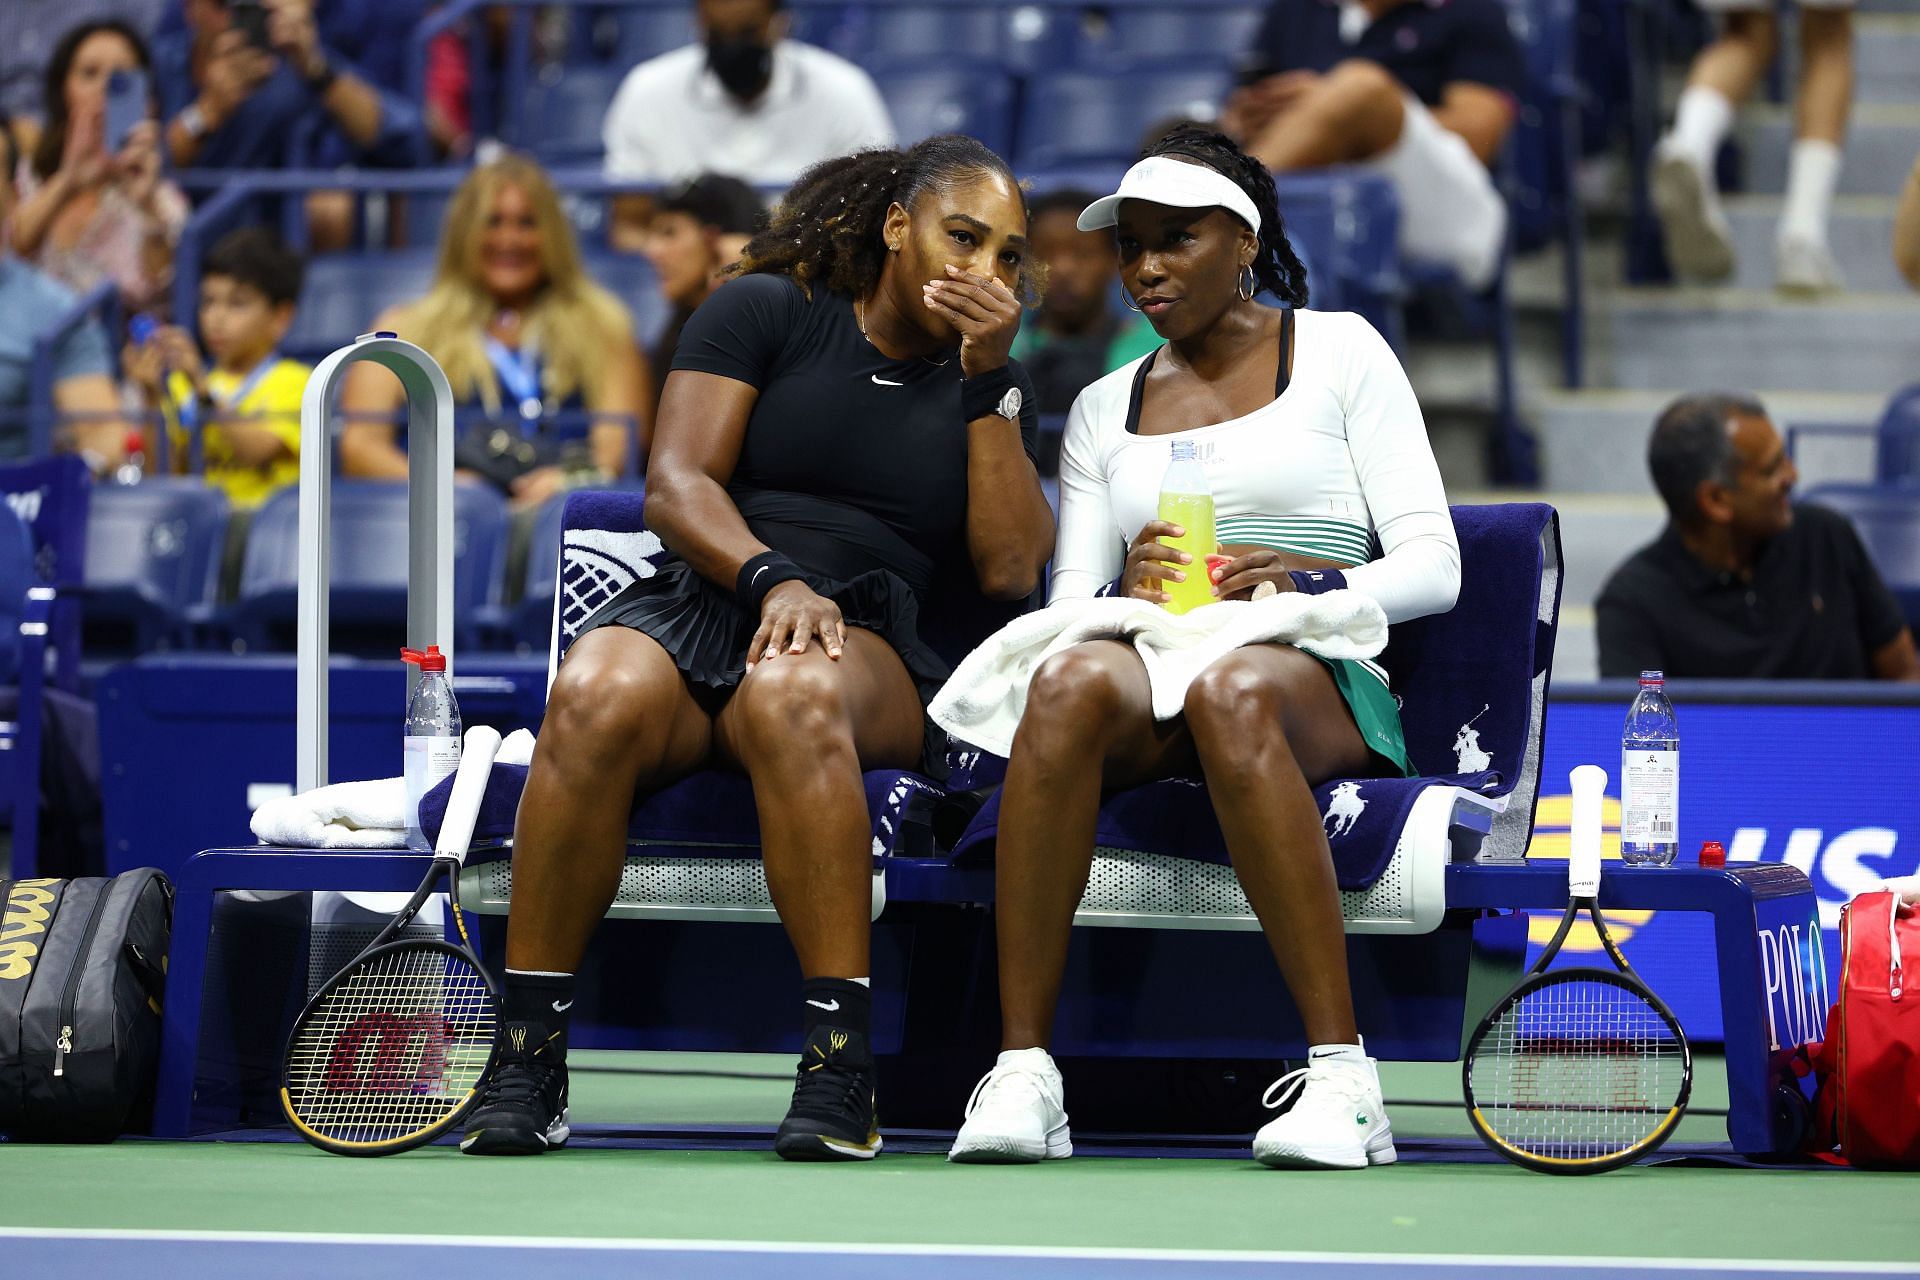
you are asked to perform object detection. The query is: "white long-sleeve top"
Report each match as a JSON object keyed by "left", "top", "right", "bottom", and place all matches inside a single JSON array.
[{"left": 1050, "top": 308, "right": 1461, "bottom": 630}]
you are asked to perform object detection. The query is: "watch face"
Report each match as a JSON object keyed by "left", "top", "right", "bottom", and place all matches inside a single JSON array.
[{"left": 997, "top": 386, "right": 1023, "bottom": 419}]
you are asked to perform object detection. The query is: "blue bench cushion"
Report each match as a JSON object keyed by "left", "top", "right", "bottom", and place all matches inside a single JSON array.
[{"left": 419, "top": 762, "right": 950, "bottom": 865}]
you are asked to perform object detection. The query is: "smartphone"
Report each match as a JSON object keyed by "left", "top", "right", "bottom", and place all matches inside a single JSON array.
[
  {"left": 104, "top": 68, "right": 149, "bottom": 153},
  {"left": 230, "top": 0, "right": 273, "bottom": 51}
]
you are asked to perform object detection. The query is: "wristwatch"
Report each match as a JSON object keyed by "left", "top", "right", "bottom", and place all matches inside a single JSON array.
[
  {"left": 994, "top": 385, "right": 1023, "bottom": 421},
  {"left": 177, "top": 102, "right": 209, "bottom": 141}
]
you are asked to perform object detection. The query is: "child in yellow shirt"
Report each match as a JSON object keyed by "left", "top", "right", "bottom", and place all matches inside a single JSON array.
[{"left": 124, "top": 228, "right": 310, "bottom": 509}]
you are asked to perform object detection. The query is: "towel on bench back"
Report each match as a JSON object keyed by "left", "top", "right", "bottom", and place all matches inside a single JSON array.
[{"left": 929, "top": 591, "right": 1388, "bottom": 759}]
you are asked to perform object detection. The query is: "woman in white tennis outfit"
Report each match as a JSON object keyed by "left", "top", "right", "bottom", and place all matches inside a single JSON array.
[{"left": 947, "top": 127, "right": 1460, "bottom": 1171}]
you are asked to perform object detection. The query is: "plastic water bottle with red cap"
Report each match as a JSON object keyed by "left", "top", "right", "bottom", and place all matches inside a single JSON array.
[
  {"left": 1620, "top": 669, "right": 1678, "bottom": 866},
  {"left": 401, "top": 645, "right": 462, "bottom": 852}
]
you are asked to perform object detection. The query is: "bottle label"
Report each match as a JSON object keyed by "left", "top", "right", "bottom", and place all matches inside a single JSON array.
[
  {"left": 1620, "top": 748, "right": 1678, "bottom": 843},
  {"left": 404, "top": 736, "right": 464, "bottom": 838}
]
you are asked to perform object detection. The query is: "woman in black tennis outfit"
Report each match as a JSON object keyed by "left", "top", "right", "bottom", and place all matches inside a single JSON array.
[{"left": 461, "top": 136, "right": 1054, "bottom": 1162}]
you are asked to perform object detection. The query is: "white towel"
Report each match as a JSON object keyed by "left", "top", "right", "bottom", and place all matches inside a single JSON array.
[
  {"left": 929, "top": 591, "right": 1389, "bottom": 758},
  {"left": 249, "top": 727, "right": 538, "bottom": 848}
]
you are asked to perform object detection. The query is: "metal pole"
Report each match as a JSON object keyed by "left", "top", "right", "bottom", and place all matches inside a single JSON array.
[{"left": 294, "top": 333, "right": 454, "bottom": 793}]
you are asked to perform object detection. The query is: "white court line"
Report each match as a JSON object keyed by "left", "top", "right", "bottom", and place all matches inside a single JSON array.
[{"left": 1, "top": 1228, "right": 1916, "bottom": 1274}]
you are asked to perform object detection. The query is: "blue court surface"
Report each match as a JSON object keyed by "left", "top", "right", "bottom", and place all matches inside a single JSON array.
[{"left": 7, "top": 1232, "right": 1920, "bottom": 1280}]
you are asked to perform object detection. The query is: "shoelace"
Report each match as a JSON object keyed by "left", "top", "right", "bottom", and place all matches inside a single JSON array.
[
  {"left": 792, "top": 1057, "right": 869, "bottom": 1121},
  {"left": 1261, "top": 1062, "right": 1373, "bottom": 1113},
  {"left": 964, "top": 1061, "right": 1058, "bottom": 1118},
  {"left": 477, "top": 1055, "right": 554, "bottom": 1113}
]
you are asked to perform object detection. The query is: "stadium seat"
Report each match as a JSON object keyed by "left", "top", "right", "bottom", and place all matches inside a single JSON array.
[
  {"left": 872, "top": 61, "right": 1017, "bottom": 156},
  {"left": 947, "top": 503, "right": 1563, "bottom": 935},
  {"left": 1016, "top": 66, "right": 1234, "bottom": 170},
  {"left": 517, "top": 64, "right": 626, "bottom": 165},
  {"left": 1501, "top": 0, "right": 1585, "bottom": 387},
  {"left": 80, "top": 481, "right": 230, "bottom": 656},
  {"left": 283, "top": 250, "right": 439, "bottom": 362},
  {"left": 1271, "top": 170, "right": 1402, "bottom": 336},
  {"left": 1800, "top": 483, "right": 1920, "bottom": 627},
  {"left": 1078, "top": 4, "right": 1265, "bottom": 67},
  {"left": 837, "top": 3, "right": 1071, "bottom": 75},
  {"left": 609, "top": 4, "right": 699, "bottom": 66},
  {"left": 0, "top": 498, "right": 51, "bottom": 874},
  {"left": 229, "top": 481, "right": 510, "bottom": 655},
  {"left": 1872, "top": 384, "right": 1920, "bottom": 484}
]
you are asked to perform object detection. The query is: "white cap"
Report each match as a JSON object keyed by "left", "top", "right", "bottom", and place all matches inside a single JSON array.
[{"left": 1076, "top": 156, "right": 1262, "bottom": 236}]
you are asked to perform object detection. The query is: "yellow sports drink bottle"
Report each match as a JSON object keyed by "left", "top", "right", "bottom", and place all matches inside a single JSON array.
[{"left": 1156, "top": 439, "right": 1217, "bottom": 615}]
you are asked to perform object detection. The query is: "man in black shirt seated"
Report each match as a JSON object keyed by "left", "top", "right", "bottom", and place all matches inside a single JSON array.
[
  {"left": 1597, "top": 393, "right": 1920, "bottom": 682},
  {"left": 1224, "top": 0, "right": 1524, "bottom": 291}
]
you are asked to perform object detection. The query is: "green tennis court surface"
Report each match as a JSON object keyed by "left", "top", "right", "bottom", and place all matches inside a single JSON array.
[{"left": 3, "top": 1052, "right": 1913, "bottom": 1277}]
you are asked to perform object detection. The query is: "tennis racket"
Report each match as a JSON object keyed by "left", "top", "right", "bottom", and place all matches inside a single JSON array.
[
  {"left": 1463, "top": 763, "right": 1692, "bottom": 1174},
  {"left": 281, "top": 726, "right": 504, "bottom": 1155}
]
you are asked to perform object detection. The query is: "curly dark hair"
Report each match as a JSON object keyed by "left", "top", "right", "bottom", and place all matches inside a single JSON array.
[
  {"left": 32, "top": 20, "right": 153, "bottom": 182},
  {"left": 1141, "top": 124, "right": 1309, "bottom": 308},
  {"left": 736, "top": 134, "right": 1039, "bottom": 306}
]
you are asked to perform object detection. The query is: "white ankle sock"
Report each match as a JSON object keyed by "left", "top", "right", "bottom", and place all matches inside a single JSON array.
[
  {"left": 1670, "top": 85, "right": 1736, "bottom": 169},
  {"left": 996, "top": 1047, "right": 1053, "bottom": 1069},
  {"left": 849, "top": 976, "right": 870, "bottom": 988},
  {"left": 1307, "top": 1042, "right": 1368, "bottom": 1067},
  {"left": 1780, "top": 138, "right": 1843, "bottom": 246}
]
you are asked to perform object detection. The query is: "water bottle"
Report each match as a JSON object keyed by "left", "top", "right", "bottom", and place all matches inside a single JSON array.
[
  {"left": 1620, "top": 670, "right": 1678, "bottom": 867},
  {"left": 1156, "top": 440, "right": 1217, "bottom": 615},
  {"left": 402, "top": 646, "right": 462, "bottom": 852}
]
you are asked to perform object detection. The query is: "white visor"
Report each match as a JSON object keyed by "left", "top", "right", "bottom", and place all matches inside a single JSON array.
[{"left": 1076, "top": 155, "right": 1262, "bottom": 236}]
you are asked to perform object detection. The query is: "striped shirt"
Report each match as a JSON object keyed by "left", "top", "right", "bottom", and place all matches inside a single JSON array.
[{"left": 1049, "top": 308, "right": 1460, "bottom": 638}]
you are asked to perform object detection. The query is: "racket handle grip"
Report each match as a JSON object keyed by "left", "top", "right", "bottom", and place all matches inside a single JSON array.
[
  {"left": 1569, "top": 763, "right": 1608, "bottom": 896},
  {"left": 434, "top": 725, "right": 503, "bottom": 863}
]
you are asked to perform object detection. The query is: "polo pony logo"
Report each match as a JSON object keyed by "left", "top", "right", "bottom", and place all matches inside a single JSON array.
[
  {"left": 1454, "top": 704, "right": 1492, "bottom": 774},
  {"left": 1323, "top": 782, "right": 1366, "bottom": 839}
]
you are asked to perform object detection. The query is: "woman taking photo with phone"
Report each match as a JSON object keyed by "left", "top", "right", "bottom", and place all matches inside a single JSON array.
[
  {"left": 946, "top": 126, "right": 1459, "bottom": 1172},
  {"left": 8, "top": 21, "right": 187, "bottom": 312}
]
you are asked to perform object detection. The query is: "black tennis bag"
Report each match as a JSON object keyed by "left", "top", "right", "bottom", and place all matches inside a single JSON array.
[{"left": 0, "top": 871, "right": 173, "bottom": 1141}]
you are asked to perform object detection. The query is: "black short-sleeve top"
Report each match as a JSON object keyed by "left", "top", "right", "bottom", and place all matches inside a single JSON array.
[{"left": 669, "top": 272, "right": 1038, "bottom": 598}]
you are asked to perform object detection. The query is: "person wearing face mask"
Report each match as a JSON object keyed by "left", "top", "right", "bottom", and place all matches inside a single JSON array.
[
  {"left": 602, "top": 0, "right": 892, "bottom": 251},
  {"left": 640, "top": 172, "right": 765, "bottom": 407}
]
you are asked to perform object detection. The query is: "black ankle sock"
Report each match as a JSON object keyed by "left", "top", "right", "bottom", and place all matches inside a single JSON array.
[
  {"left": 503, "top": 969, "right": 575, "bottom": 1059},
  {"left": 801, "top": 977, "right": 871, "bottom": 1041}
]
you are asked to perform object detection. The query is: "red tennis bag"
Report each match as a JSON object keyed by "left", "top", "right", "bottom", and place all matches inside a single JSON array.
[{"left": 1801, "top": 890, "right": 1920, "bottom": 1167}]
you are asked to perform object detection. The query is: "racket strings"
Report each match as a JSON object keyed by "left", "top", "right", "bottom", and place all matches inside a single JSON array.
[
  {"left": 1471, "top": 976, "right": 1686, "bottom": 1164},
  {"left": 285, "top": 946, "right": 496, "bottom": 1148}
]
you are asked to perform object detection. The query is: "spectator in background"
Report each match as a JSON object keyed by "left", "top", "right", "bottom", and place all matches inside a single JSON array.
[
  {"left": 122, "top": 227, "right": 308, "bottom": 513},
  {"left": 0, "top": 118, "right": 130, "bottom": 472},
  {"left": 1009, "top": 189, "right": 1159, "bottom": 416},
  {"left": 1596, "top": 393, "right": 1919, "bottom": 682},
  {"left": 1896, "top": 153, "right": 1920, "bottom": 291},
  {"left": 603, "top": 0, "right": 893, "bottom": 250},
  {"left": 154, "top": 0, "right": 422, "bottom": 173},
  {"left": 641, "top": 173, "right": 764, "bottom": 399},
  {"left": 338, "top": 155, "right": 650, "bottom": 513},
  {"left": 0, "top": 0, "right": 165, "bottom": 123},
  {"left": 8, "top": 22, "right": 188, "bottom": 313},
  {"left": 1224, "top": 0, "right": 1521, "bottom": 291},
  {"left": 1651, "top": 1, "right": 1853, "bottom": 294}
]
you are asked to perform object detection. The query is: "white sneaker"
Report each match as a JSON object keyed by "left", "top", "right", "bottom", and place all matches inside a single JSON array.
[
  {"left": 1775, "top": 234, "right": 1844, "bottom": 296},
  {"left": 947, "top": 1048, "right": 1072, "bottom": 1163},
  {"left": 1650, "top": 139, "right": 1735, "bottom": 283},
  {"left": 1252, "top": 1055, "right": 1397, "bottom": 1170}
]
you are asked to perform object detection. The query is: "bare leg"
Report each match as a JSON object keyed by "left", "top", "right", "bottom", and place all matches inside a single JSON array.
[
  {"left": 1794, "top": 8, "right": 1853, "bottom": 146},
  {"left": 714, "top": 630, "right": 924, "bottom": 979},
  {"left": 993, "top": 643, "right": 1196, "bottom": 1050},
  {"left": 1686, "top": 9, "right": 1779, "bottom": 106},
  {"left": 503, "top": 628, "right": 714, "bottom": 973},
  {"left": 1248, "top": 60, "right": 1407, "bottom": 172},
  {"left": 1181, "top": 646, "right": 1377, "bottom": 1046}
]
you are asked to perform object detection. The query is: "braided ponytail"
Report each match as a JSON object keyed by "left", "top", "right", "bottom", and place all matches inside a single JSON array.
[
  {"left": 1143, "top": 125, "right": 1309, "bottom": 308},
  {"left": 736, "top": 135, "right": 1038, "bottom": 305}
]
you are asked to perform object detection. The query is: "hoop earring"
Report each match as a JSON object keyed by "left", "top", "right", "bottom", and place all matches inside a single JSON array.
[
  {"left": 1122, "top": 290, "right": 1145, "bottom": 313},
  {"left": 1238, "top": 265, "right": 1257, "bottom": 302}
]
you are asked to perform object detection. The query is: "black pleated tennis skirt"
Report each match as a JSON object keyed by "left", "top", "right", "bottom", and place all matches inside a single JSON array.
[{"left": 574, "top": 556, "right": 956, "bottom": 773}]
